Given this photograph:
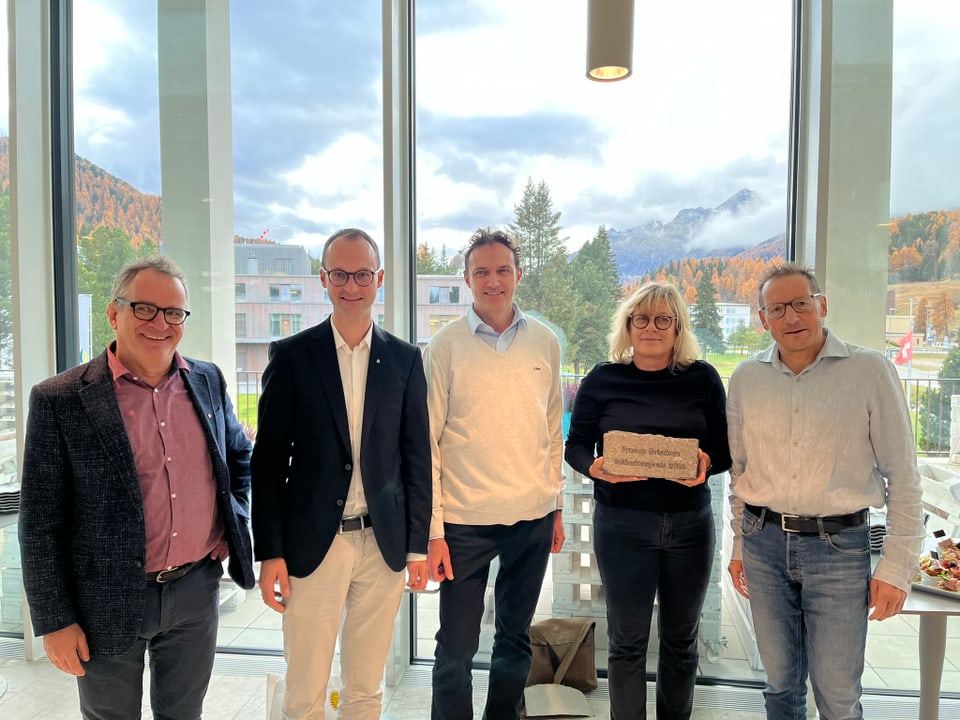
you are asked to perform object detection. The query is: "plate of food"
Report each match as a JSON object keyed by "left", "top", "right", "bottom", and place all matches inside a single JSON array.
[{"left": 913, "top": 530, "right": 960, "bottom": 600}]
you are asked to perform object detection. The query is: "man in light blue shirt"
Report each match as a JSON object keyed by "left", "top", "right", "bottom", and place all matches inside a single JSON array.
[{"left": 727, "top": 262, "right": 923, "bottom": 720}]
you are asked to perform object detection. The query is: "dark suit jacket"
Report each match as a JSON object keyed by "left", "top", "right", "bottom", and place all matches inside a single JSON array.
[
  {"left": 251, "top": 319, "right": 431, "bottom": 576},
  {"left": 18, "top": 350, "right": 255, "bottom": 658}
]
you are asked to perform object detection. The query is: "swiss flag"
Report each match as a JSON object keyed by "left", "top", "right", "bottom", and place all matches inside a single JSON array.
[{"left": 895, "top": 330, "right": 914, "bottom": 365}]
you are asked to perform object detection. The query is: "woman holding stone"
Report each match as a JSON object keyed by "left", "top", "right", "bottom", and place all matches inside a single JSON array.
[{"left": 564, "top": 282, "right": 731, "bottom": 720}]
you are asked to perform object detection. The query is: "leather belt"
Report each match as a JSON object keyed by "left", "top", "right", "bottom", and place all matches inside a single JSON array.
[
  {"left": 339, "top": 514, "right": 372, "bottom": 533},
  {"left": 146, "top": 560, "right": 201, "bottom": 584},
  {"left": 745, "top": 504, "right": 868, "bottom": 534}
]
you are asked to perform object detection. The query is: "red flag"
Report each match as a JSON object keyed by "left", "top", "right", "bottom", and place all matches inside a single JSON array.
[{"left": 895, "top": 330, "right": 913, "bottom": 365}]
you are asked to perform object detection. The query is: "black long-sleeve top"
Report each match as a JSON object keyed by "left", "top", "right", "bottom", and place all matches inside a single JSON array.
[{"left": 565, "top": 360, "right": 731, "bottom": 513}]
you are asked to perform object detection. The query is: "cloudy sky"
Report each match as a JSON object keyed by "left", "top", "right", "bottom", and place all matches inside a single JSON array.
[{"left": 1, "top": 0, "right": 957, "bottom": 256}]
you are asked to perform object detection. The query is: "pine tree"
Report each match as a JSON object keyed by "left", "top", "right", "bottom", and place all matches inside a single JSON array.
[
  {"left": 508, "top": 178, "right": 567, "bottom": 315},
  {"left": 569, "top": 225, "right": 623, "bottom": 369},
  {"left": 691, "top": 272, "right": 726, "bottom": 354}
]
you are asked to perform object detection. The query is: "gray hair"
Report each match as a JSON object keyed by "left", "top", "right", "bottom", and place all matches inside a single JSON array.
[
  {"left": 757, "top": 262, "right": 821, "bottom": 307},
  {"left": 111, "top": 255, "right": 188, "bottom": 301}
]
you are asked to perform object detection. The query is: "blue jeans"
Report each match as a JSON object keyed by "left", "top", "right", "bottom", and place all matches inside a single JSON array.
[
  {"left": 77, "top": 557, "right": 223, "bottom": 720},
  {"left": 740, "top": 507, "right": 871, "bottom": 720},
  {"left": 431, "top": 514, "right": 553, "bottom": 720},
  {"left": 594, "top": 502, "right": 715, "bottom": 720}
]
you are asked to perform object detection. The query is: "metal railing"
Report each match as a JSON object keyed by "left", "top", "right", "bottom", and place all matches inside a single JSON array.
[{"left": 236, "top": 371, "right": 960, "bottom": 457}]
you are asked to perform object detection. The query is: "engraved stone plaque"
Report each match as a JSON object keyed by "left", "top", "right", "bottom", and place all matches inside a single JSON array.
[{"left": 602, "top": 431, "right": 699, "bottom": 480}]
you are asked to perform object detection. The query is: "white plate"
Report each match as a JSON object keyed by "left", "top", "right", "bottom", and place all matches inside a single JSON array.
[{"left": 913, "top": 570, "right": 960, "bottom": 600}]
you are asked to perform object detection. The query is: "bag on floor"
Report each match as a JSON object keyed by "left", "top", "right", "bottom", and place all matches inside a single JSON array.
[{"left": 525, "top": 617, "right": 598, "bottom": 692}]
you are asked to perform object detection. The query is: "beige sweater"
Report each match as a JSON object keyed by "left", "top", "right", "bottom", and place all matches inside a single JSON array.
[{"left": 423, "top": 316, "right": 564, "bottom": 537}]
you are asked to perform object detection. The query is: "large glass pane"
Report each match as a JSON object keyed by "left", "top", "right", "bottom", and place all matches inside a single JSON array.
[
  {"left": 879, "top": 0, "right": 960, "bottom": 695},
  {"left": 70, "top": 1, "right": 382, "bottom": 656},
  {"left": 0, "top": 0, "right": 21, "bottom": 637},
  {"left": 413, "top": 0, "right": 791, "bottom": 683}
]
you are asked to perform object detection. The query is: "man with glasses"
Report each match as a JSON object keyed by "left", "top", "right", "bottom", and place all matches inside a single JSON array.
[
  {"left": 726, "top": 262, "right": 923, "bottom": 720},
  {"left": 19, "top": 255, "right": 255, "bottom": 719},
  {"left": 424, "top": 228, "right": 565, "bottom": 720},
  {"left": 252, "top": 228, "right": 431, "bottom": 718}
]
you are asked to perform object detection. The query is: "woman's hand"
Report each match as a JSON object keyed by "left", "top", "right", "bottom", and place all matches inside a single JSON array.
[
  {"left": 588, "top": 456, "right": 646, "bottom": 484},
  {"left": 668, "top": 449, "right": 711, "bottom": 487}
]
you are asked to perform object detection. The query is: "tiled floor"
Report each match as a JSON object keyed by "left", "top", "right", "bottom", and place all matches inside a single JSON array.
[{"left": 3, "top": 576, "right": 959, "bottom": 719}]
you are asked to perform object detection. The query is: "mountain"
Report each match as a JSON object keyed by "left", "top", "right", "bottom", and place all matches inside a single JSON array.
[
  {"left": 605, "top": 189, "right": 783, "bottom": 278},
  {"left": 0, "top": 136, "right": 162, "bottom": 246}
]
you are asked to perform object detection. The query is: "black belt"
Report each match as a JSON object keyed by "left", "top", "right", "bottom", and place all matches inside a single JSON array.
[
  {"left": 146, "top": 559, "right": 202, "bottom": 584},
  {"left": 339, "top": 514, "right": 372, "bottom": 533},
  {"left": 746, "top": 504, "right": 868, "bottom": 534}
]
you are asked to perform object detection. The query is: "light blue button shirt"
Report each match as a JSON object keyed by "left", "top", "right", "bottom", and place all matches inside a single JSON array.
[{"left": 467, "top": 304, "right": 527, "bottom": 352}]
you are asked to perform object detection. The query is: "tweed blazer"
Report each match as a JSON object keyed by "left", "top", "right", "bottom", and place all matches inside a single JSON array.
[
  {"left": 18, "top": 350, "right": 255, "bottom": 658},
  {"left": 251, "top": 319, "right": 431, "bottom": 576}
]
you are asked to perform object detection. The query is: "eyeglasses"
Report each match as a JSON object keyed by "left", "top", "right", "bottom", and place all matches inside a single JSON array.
[
  {"left": 760, "top": 293, "right": 823, "bottom": 320},
  {"left": 114, "top": 298, "right": 191, "bottom": 325},
  {"left": 629, "top": 314, "right": 675, "bottom": 331},
  {"left": 324, "top": 269, "right": 379, "bottom": 287}
]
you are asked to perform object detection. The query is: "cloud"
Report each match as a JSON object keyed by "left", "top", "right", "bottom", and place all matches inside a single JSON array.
[
  {"left": 19, "top": 0, "right": 956, "bottom": 257},
  {"left": 890, "top": 3, "right": 960, "bottom": 214}
]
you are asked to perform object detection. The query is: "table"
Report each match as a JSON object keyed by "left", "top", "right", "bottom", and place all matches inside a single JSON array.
[{"left": 901, "top": 588, "right": 960, "bottom": 720}]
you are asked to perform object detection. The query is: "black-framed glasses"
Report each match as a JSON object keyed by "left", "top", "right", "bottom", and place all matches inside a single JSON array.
[
  {"left": 760, "top": 293, "right": 822, "bottom": 320},
  {"left": 324, "top": 268, "right": 379, "bottom": 287},
  {"left": 630, "top": 314, "right": 675, "bottom": 330},
  {"left": 114, "top": 298, "right": 191, "bottom": 325}
]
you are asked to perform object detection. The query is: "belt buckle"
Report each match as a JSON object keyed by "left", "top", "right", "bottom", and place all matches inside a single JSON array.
[
  {"left": 155, "top": 566, "right": 179, "bottom": 583},
  {"left": 780, "top": 514, "right": 800, "bottom": 533},
  {"left": 339, "top": 516, "right": 359, "bottom": 534}
]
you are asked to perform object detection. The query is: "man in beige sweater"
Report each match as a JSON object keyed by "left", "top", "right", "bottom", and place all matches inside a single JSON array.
[{"left": 424, "top": 228, "right": 565, "bottom": 720}]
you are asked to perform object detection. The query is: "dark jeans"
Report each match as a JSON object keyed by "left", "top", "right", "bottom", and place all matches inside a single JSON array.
[
  {"left": 431, "top": 514, "right": 553, "bottom": 720},
  {"left": 77, "top": 556, "right": 223, "bottom": 720},
  {"left": 594, "top": 502, "right": 715, "bottom": 720}
]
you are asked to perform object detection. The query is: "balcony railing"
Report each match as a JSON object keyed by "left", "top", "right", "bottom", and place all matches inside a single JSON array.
[{"left": 235, "top": 371, "right": 960, "bottom": 457}]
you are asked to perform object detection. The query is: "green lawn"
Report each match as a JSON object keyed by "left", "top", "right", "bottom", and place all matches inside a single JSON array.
[{"left": 234, "top": 393, "right": 259, "bottom": 435}]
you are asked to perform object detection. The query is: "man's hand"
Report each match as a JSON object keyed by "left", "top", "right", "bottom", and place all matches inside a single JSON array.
[
  {"left": 258, "top": 557, "right": 291, "bottom": 613},
  {"left": 728, "top": 560, "right": 749, "bottom": 598},
  {"left": 209, "top": 538, "right": 230, "bottom": 561},
  {"left": 428, "top": 538, "right": 454, "bottom": 582},
  {"left": 406, "top": 560, "right": 429, "bottom": 591},
  {"left": 43, "top": 623, "right": 90, "bottom": 676},
  {"left": 869, "top": 578, "right": 906, "bottom": 621},
  {"left": 588, "top": 457, "right": 646, "bottom": 484},
  {"left": 551, "top": 510, "right": 565, "bottom": 553}
]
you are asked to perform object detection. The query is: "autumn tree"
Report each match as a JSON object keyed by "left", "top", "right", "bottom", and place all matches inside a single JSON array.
[
  {"left": 417, "top": 242, "right": 458, "bottom": 275},
  {"left": 929, "top": 291, "right": 955, "bottom": 341},
  {"left": 914, "top": 297, "right": 929, "bottom": 337},
  {"left": 690, "top": 272, "right": 725, "bottom": 353}
]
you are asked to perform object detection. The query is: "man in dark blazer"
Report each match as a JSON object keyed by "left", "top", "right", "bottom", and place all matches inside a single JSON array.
[
  {"left": 19, "top": 256, "right": 255, "bottom": 720},
  {"left": 252, "top": 228, "right": 431, "bottom": 719}
]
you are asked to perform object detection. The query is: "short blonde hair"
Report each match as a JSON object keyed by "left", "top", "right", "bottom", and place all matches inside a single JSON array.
[{"left": 609, "top": 282, "right": 700, "bottom": 372}]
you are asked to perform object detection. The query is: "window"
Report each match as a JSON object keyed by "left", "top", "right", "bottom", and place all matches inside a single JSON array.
[
  {"left": 413, "top": 0, "right": 792, "bottom": 676},
  {"left": 270, "top": 313, "right": 302, "bottom": 338},
  {"left": 268, "top": 283, "right": 303, "bottom": 303},
  {"left": 235, "top": 283, "right": 246, "bottom": 300},
  {"left": 428, "top": 285, "right": 459, "bottom": 304},
  {"left": 269, "top": 284, "right": 303, "bottom": 303},
  {"left": 235, "top": 313, "right": 246, "bottom": 338}
]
